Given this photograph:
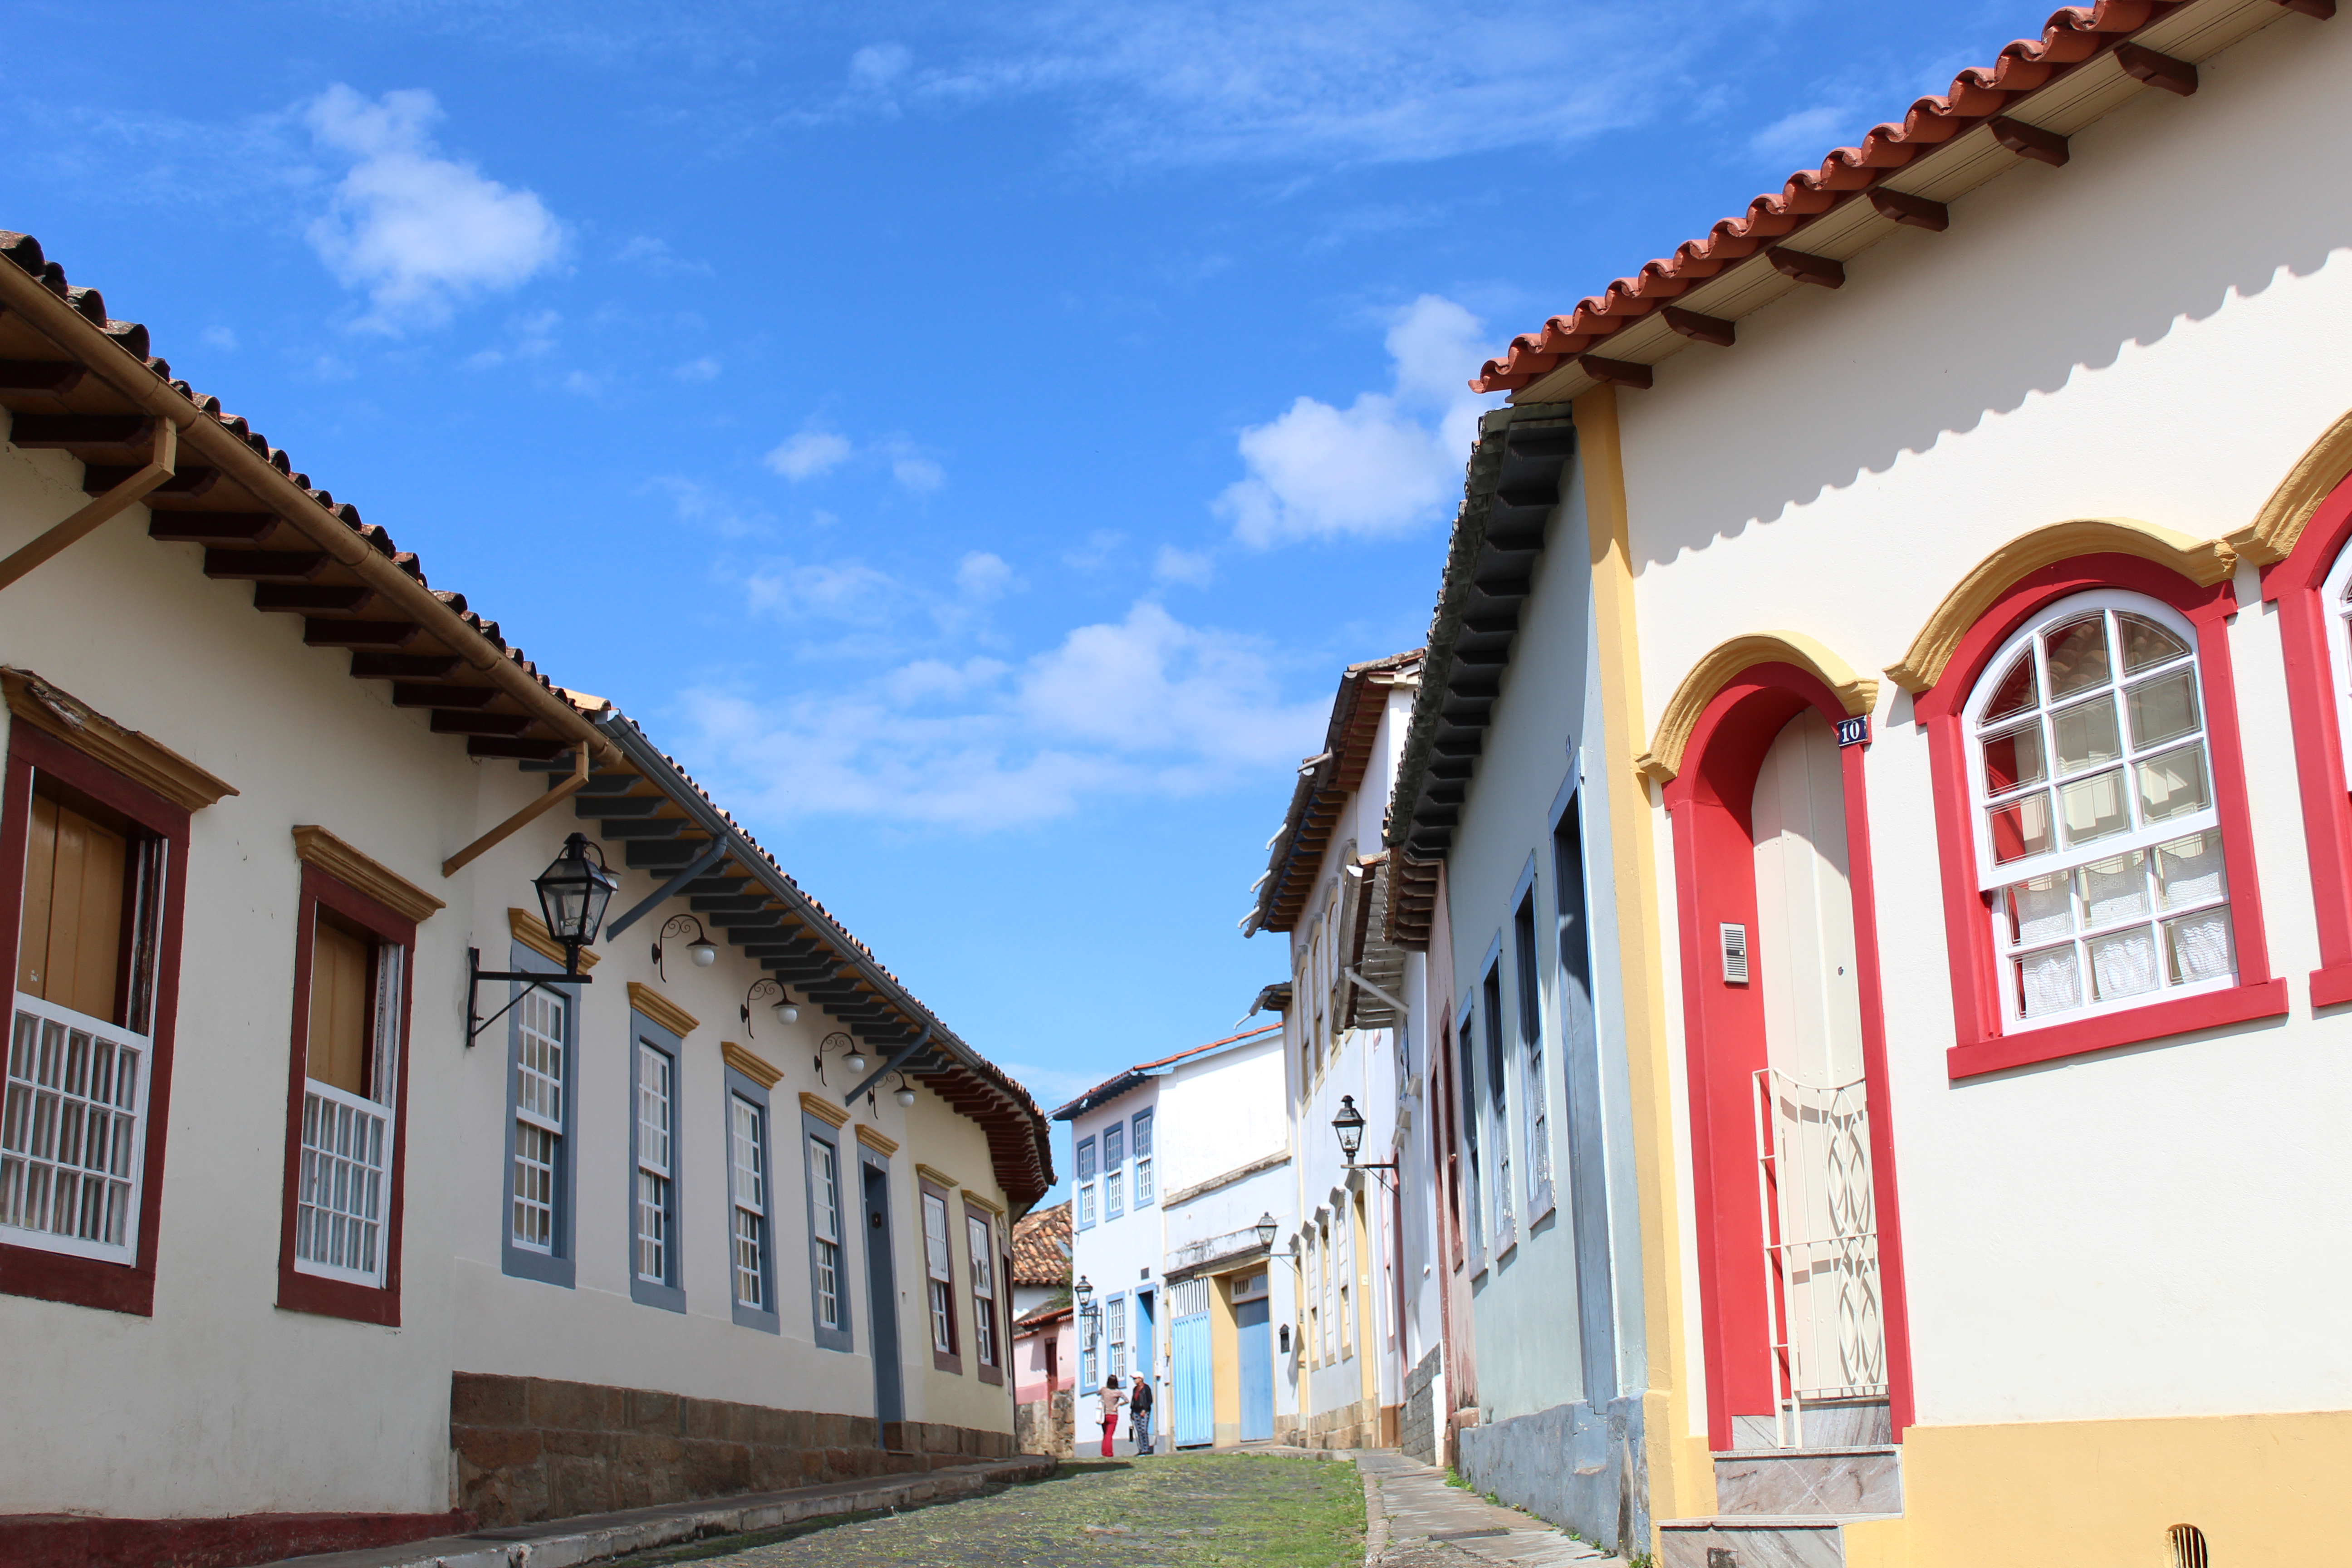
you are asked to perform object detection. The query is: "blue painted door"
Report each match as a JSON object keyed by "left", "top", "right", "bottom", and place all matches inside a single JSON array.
[
  {"left": 1172, "top": 1312, "right": 1213, "bottom": 1447},
  {"left": 1235, "top": 1298, "right": 1273, "bottom": 1441}
]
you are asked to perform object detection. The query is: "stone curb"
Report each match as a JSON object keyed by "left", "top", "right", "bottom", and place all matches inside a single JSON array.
[
  {"left": 1360, "top": 1462, "right": 1391, "bottom": 1568},
  {"left": 262, "top": 1456, "right": 1059, "bottom": 1568}
]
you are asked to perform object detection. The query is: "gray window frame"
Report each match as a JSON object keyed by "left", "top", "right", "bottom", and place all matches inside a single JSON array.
[
  {"left": 800, "top": 1110, "right": 854, "bottom": 1352},
  {"left": 500, "top": 941, "right": 577, "bottom": 1288},
  {"left": 627, "top": 1012, "right": 686, "bottom": 1313},
  {"left": 723, "top": 1066, "right": 779, "bottom": 1334}
]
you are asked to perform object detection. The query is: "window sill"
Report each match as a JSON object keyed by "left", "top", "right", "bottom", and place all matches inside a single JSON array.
[
  {"left": 279, "top": 1264, "right": 398, "bottom": 1325},
  {"left": 1946, "top": 978, "right": 2288, "bottom": 1079},
  {"left": 0, "top": 1238, "right": 152, "bottom": 1316},
  {"left": 2312, "top": 963, "right": 2352, "bottom": 1011},
  {"left": 630, "top": 1277, "right": 686, "bottom": 1314},
  {"left": 731, "top": 1302, "right": 780, "bottom": 1335}
]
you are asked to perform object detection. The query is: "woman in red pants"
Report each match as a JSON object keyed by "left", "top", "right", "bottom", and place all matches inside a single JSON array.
[{"left": 1098, "top": 1378, "right": 1125, "bottom": 1457}]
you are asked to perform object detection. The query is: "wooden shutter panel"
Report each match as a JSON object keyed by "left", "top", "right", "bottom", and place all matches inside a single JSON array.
[
  {"left": 308, "top": 916, "right": 372, "bottom": 1095},
  {"left": 17, "top": 793, "right": 127, "bottom": 1022}
]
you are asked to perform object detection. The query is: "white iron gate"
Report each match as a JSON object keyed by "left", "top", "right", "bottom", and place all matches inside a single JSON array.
[{"left": 1753, "top": 1067, "right": 1886, "bottom": 1447}]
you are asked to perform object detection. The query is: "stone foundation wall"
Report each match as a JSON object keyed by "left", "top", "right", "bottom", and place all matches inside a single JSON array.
[
  {"left": 1294, "top": 1396, "right": 1380, "bottom": 1451},
  {"left": 1014, "top": 1389, "right": 1074, "bottom": 1458},
  {"left": 451, "top": 1372, "right": 1014, "bottom": 1527},
  {"left": 1454, "top": 1395, "right": 1647, "bottom": 1555},
  {"left": 1400, "top": 1348, "right": 1442, "bottom": 1463}
]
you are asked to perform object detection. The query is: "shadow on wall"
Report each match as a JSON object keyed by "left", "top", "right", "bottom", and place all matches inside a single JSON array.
[{"left": 1625, "top": 25, "right": 2352, "bottom": 573}]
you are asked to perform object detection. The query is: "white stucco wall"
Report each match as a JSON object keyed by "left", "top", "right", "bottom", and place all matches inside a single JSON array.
[
  {"left": 1612, "top": 10, "right": 2352, "bottom": 1428},
  {"left": 0, "top": 434, "right": 1021, "bottom": 1518}
]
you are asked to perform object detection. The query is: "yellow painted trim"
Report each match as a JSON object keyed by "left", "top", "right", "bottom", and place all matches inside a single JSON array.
[
  {"left": 1885, "top": 517, "right": 2237, "bottom": 695},
  {"left": 626, "top": 980, "right": 700, "bottom": 1039},
  {"left": 915, "top": 1162, "right": 960, "bottom": 1190},
  {"left": 2, "top": 666, "right": 237, "bottom": 812},
  {"left": 798, "top": 1090, "right": 850, "bottom": 1129},
  {"left": 1352, "top": 1189, "right": 1376, "bottom": 1411},
  {"left": 1877, "top": 1410, "right": 2352, "bottom": 1567},
  {"left": 1636, "top": 633, "right": 1877, "bottom": 784},
  {"left": 1210, "top": 1269, "right": 1240, "bottom": 1436},
  {"left": 291, "top": 824, "right": 444, "bottom": 924},
  {"left": 2232, "top": 404, "right": 2352, "bottom": 566},
  {"left": 1574, "top": 385, "right": 1714, "bottom": 1536},
  {"left": 507, "top": 907, "right": 601, "bottom": 970},
  {"left": 960, "top": 1188, "right": 1004, "bottom": 1217},
  {"left": 856, "top": 1124, "right": 900, "bottom": 1156},
  {"left": 720, "top": 1040, "right": 780, "bottom": 1088}
]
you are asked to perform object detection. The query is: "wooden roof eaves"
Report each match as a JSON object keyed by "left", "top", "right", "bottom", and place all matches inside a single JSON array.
[{"left": 0, "top": 255, "right": 621, "bottom": 771}]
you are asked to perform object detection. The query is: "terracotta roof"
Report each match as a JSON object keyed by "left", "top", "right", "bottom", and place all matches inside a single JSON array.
[
  {"left": 1011, "top": 1201, "right": 1072, "bottom": 1287},
  {"left": 1245, "top": 649, "right": 1422, "bottom": 937},
  {"left": 1014, "top": 1299, "right": 1072, "bottom": 1331},
  {"left": 1472, "top": 0, "right": 2327, "bottom": 397},
  {"left": 1049, "top": 1024, "right": 1283, "bottom": 1121},
  {"left": 0, "top": 226, "right": 1055, "bottom": 1204}
]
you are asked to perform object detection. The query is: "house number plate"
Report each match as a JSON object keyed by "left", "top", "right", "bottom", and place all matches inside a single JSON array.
[{"left": 1834, "top": 715, "right": 1870, "bottom": 748}]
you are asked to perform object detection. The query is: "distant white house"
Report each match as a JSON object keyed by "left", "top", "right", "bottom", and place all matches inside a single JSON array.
[{"left": 1053, "top": 1025, "right": 1292, "bottom": 1449}]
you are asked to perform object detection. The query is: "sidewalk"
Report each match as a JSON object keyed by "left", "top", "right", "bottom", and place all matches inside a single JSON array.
[
  {"left": 259, "top": 1455, "right": 1056, "bottom": 1568},
  {"left": 1357, "top": 1451, "right": 1617, "bottom": 1568}
]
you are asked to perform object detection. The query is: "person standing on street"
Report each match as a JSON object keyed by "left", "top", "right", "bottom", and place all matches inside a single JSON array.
[
  {"left": 1129, "top": 1374, "right": 1155, "bottom": 1455},
  {"left": 1098, "top": 1377, "right": 1125, "bottom": 1458}
]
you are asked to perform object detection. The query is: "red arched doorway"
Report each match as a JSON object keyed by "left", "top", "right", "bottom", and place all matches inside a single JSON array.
[{"left": 1663, "top": 662, "right": 1914, "bottom": 1452}]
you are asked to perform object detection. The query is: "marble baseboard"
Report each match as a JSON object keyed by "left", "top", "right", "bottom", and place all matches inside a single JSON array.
[
  {"left": 1658, "top": 1518, "right": 1851, "bottom": 1568},
  {"left": 1712, "top": 1449, "right": 1900, "bottom": 1516}
]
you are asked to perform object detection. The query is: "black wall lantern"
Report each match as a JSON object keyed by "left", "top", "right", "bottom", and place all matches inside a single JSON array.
[
  {"left": 466, "top": 833, "right": 618, "bottom": 1044},
  {"left": 1331, "top": 1094, "right": 1400, "bottom": 1186},
  {"left": 1254, "top": 1212, "right": 1279, "bottom": 1250}
]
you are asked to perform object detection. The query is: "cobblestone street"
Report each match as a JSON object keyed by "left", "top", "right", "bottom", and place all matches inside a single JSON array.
[{"left": 619, "top": 1455, "right": 1364, "bottom": 1568}]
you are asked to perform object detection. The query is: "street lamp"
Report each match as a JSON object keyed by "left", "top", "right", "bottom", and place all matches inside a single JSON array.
[
  {"left": 1330, "top": 1094, "right": 1400, "bottom": 1187},
  {"left": 652, "top": 913, "right": 718, "bottom": 980},
  {"left": 741, "top": 978, "right": 798, "bottom": 1036},
  {"left": 466, "top": 833, "right": 617, "bottom": 1043},
  {"left": 1254, "top": 1212, "right": 1278, "bottom": 1250}
]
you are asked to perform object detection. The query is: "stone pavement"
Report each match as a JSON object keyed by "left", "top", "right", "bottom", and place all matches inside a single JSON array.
[{"left": 1358, "top": 1451, "right": 1618, "bottom": 1568}]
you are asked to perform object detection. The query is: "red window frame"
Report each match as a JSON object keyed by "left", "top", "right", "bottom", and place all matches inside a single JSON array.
[
  {"left": 963, "top": 1195, "right": 1005, "bottom": 1387},
  {"left": 0, "top": 722, "right": 189, "bottom": 1317},
  {"left": 2260, "top": 471, "right": 2352, "bottom": 1008},
  {"left": 919, "top": 1176, "right": 962, "bottom": 1375},
  {"left": 1919, "top": 553, "right": 2285, "bottom": 1078},
  {"left": 276, "top": 860, "right": 416, "bottom": 1325}
]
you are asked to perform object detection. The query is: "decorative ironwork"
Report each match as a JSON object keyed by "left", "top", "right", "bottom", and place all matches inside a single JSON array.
[{"left": 1753, "top": 1066, "right": 1887, "bottom": 1448}]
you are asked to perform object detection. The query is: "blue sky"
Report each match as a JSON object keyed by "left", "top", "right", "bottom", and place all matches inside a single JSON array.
[{"left": 9, "top": 0, "right": 2029, "bottom": 1165}]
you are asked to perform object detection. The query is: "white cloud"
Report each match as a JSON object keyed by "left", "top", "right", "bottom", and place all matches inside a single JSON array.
[
  {"left": 300, "top": 84, "right": 563, "bottom": 330},
  {"left": 892, "top": 453, "right": 946, "bottom": 494},
  {"left": 765, "top": 428, "right": 854, "bottom": 481},
  {"left": 647, "top": 475, "right": 772, "bottom": 539},
  {"left": 675, "top": 599, "right": 1328, "bottom": 831},
  {"left": 1217, "top": 294, "right": 1498, "bottom": 547},
  {"left": 1154, "top": 545, "right": 1215, "bottom": 587},
  {"left": 956, "top": 551, "right": 1015, "bottom": 600},
  {"left": 1748, "top": 103, "right": 1858, "bottom": 167},
  {"left": 850, "top": 43, "right": 912, "bottom": 87},
  {"left": 673, "top": 355, "right": 722, "bottom": 382},
  {"left": 200, "top": 325, "right": 240, "bottom": 351},
  {"left": 740, "top": 556, "right": 902, "bottom": 624}
]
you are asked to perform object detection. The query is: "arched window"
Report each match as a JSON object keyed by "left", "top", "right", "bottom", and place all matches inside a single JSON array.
[
  {"left": 2322, "top": 539, "right": 2352, "bottom": 781},
  {"left": 1966, "top": 592, "right": 2232, "bottom": 1026}
]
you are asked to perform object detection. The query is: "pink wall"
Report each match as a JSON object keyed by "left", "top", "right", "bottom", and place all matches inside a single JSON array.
[{"left": 1013, "top": 1314, "right": 1074, "bottom": 1405}]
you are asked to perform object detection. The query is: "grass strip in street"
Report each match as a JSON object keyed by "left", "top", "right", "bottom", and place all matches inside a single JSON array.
[{"left": 622, "top": 1455, "right": 1365, "bottom": 1568}]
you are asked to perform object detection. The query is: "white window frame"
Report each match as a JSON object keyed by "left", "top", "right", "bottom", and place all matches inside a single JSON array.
[
  {"left": 967, "top": 1212, "right": 998, "bottom": 1367},
  {"left": 1107, "top": 1293, "right": 1127, "bottom": 1383},
  {"left": 1104, "top": 1122, "right": 1125, "bottom": 1220},
  {"left": 1966, "top": 590, "right": 2234, "bottom": 1028},
  {"left": 1, "top": 991, "right": 151, "bottom": 1266},
  {"left": 923, "top": 1188, "right": 956, "bottom": 1356},
  {"left": 294, "top": 939, "right": 402, "bottom": 1288},
  {"left": 808, "top": 1133, "right": 844, "bottom": 1332},
  {"left": 2323, "top": 539, "right": 2352, "bottom": 783},
  {"left": 730, "top": 1093, "right": 768, "bottom": 1311},
  {"left": 635, "top": 1041, "right": 673, "bottom": 1286},
  {"left": 510, "top": 986, "right": 567, "bottom": 1255},
  {"left": 1075, "top": 1134, "right": 1097, "bottom": 1230}
]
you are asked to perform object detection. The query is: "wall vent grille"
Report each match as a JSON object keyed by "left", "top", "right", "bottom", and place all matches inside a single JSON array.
[{"left": 1720, "top": 923, "right": 1750, "bottom": 985}]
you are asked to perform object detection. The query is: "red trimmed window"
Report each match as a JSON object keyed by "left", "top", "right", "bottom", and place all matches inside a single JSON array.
[
  {"left": 965, "top": 1204, "right": 1003, "bottom": 1385},
  {"left": 1922, "top": 556, "right": 2284, "bottom": 1078},
  {"left": 2260, "top": 471, "right": 2352, "bottom": 1008},
  {"left": 278, "top": 862, "right": 414, "bottom": 1324},
  {"left": 0, "top": 725, "right": 187, "bottom": 1316},
  {"left": 921, "top": 1181, "right": 962, "bottom": 1373}
]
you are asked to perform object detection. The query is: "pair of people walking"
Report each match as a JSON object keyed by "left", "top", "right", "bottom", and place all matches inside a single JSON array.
[{"left": 1099, "top": 1374, "right": 1154, "bottom": 1457}]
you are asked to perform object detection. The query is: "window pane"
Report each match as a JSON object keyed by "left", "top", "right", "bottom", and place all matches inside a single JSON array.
[
  {"left": 1982, "top": 725, "right": 2046, "bottom": 794},
  {"left": 2117, "top": 612, "right": 2189, "bottom": 674},
  {"left": 2006, "top": 873, "right": 2075, "bottom": 946},
  {"left": 1982, "top": 649, "right": 2038, "bottom": 723},
  {"left": 2125, "top": 670, "right": 2199, "bottom": 750},
  {"left": 2044, "top": 615, "right": 2111, "bottom": 700},
  {"left": 1988, "top": 793, "right": 2052, "bottom": 863},
  {"left": 2136, "top": 744, "right": 2210, "bottom": 824},
  {"left": 2164, "top": 907, "right": 2234, "bottom": 985},
  {"left": 2155, "top": 831, "right": 2227, "bottom": 910},
  {"left": 2058, "top": 769, "right": 2131, "bottom": 847},
  {"left": 2015, "top": 944, "right": 2083, "bottom": 1019},
  {"left": 2076, "top": 851, "right": 2149, "bottom": 929},
  {"left": 2089, "top": 926, "right": 2161, "bottom": 1000},
  {"left": 2051, "top": 695, "right": 2121, "bottom": 777}
]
